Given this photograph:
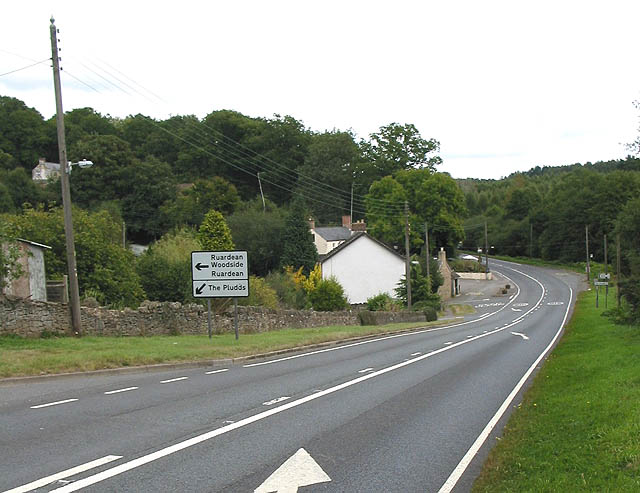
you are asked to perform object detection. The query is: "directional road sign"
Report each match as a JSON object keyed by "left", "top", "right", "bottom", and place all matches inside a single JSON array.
[
  {"left": 191, "top": 251, "right": 249, "bottom": 298},
  {"left": 594, "top": 281, "right": 609, "bottom": 286}
]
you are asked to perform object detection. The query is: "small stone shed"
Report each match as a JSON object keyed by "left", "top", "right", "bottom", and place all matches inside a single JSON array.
[{"left": 1, "top": 238, "right": 51, "bottom": 301}]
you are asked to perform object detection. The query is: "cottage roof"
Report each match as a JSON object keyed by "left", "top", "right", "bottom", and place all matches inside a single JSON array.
[
  {"left": 36, "top": 162, "right": 60, "bottom": 171},
  {"left": 320, "top": 232, "right": 404, "bottom": 263},
  {"left": 313, "top": 226, "right": 352, "bottom": 242}
]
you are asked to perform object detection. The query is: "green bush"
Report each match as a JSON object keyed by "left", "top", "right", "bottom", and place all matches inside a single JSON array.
[
  {"left": 238, "top": 276, "right": 279, "bottom": 310},
  {"left": 265, "top": 270, "right": 308, "bottom": 309},
  {"left": 308, "top": 277, "right": 349, "bottom": 311},
  {"left": 366, "top": 293, "right": 400, "bottom": 311},
  {"left": 136, "top": 228, "right": 199, "bottom": 303}
]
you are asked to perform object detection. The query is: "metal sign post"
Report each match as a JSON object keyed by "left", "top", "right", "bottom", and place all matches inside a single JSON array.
[
  {"left": 191, "top": 251, "right": 249, "bottom": 339},
  {"left": 594, "top": 279, "right": 609, "bottom": 308}
]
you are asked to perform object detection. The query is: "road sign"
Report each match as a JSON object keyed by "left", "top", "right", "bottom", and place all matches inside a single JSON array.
[
  {"left": 599, "top": 273, "right": 611, "bottom": 280},
  {"left": 594, "top": 281, "right": 608, "bottom": 286},
  {"left": 191, "top": 251, "right": 249, "bottom": 298}
]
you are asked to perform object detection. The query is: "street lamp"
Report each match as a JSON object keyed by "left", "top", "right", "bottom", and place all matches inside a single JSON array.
[{"left": 67, "top": 159, "right": 93, "bottom": 173}]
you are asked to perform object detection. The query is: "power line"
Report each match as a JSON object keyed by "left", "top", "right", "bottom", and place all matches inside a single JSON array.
[{"left": 0, "top": 58, "right": 50, "bottom": 78}]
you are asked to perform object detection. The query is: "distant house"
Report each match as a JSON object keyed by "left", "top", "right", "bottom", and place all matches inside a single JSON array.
[
  {"left": 320, "top": 232, "right": 405, "bottom": 304},
  {"left": 32, "top": 158, "right": 61, "bottom": 183},
  {"left": 309, "top": 215, "right": 367, "bottom": 255},
  {"left": 1, "top": 238, "right": 51, "bottom": 301}
]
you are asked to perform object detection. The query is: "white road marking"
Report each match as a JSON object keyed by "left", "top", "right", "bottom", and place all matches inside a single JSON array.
[
  {"left": 254, "top": 448, "right": 331, "bottom": 492},
  {"left": 160, "top": 377, "right": 188, "bottom": 384},
  {"left": 30, "top": 399, "right": 78, "bottom": 409},
  {"left": 263, "top": 396, "right": 290, "bottom": 406},
  {"left": 205, "top": 368, "right": 229, "bottom": 375},
  {"left": 547, "top": 301, "right": 565, "bottom": 305},
  {"left": 49, "top": 268, "right": 546, "bottom": 493},
  {"left": 444, "top": 342, "right": 453, "bottom": 345},
  {"left": 511, "top": 307, "right": 522, "bottom": 312},
  {"left": 5, "top": 455, "right": 121, "bottom": 493},
  {"left": 358, "top": 368, "right": 374, "bottom": 373},
  {"left": 243, "top": 281, "right": 519, "bottom": 369},
  {"left": 104, "top": 387, "right": 138, "bottom": 395},
  {"left": 438, "top": 270, "right": 571, "bottom": 493},
  {"left": 411, "top": 352, "right": 422, "bottom": 356},
  {"left": 511, "top": 332, "right": 530, "bottom": 340}
]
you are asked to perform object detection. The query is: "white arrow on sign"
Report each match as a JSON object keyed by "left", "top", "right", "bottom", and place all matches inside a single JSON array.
[
  {"left": 511, "top": 332, "right": 529, "bottom": 340},
  {"left": 254, "top": 448, "right": 331, "bottom": 493}
]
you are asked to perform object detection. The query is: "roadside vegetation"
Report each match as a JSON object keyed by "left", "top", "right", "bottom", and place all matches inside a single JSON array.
[
  {"left": 473, "top": 287, "right": 640, "bottom": 492},
  {"left": 0, "top": 320, "right": 448, "bottom": 378}
]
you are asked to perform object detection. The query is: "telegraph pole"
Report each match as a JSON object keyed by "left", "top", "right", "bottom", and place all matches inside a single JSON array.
[
  {"left": 404, "top": 201, "right": 411, "bottom": 308},
  {"left": 257, "top": 172, "right": 266, "bottom": 213},
  {"left": 484, "top": 220, "right": 489, "bottom": 280},
  {"left": 50, "top": 18, "right": 82, "bottom": 335},
  {"left": 616, "top": 233, "right": 621, "bottom": 309},
  {"left": 585, "top": 225, "right": 590, "bottom": 282},
  {"left": 424, "top": 222, "right": 430, "bottom": 282}
]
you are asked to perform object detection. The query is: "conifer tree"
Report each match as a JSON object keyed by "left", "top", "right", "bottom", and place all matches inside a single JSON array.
[
  {"left": 281, "top": 199, "right": 317, "bottom": 275},
  {"left": 197, "top": 210, "right": 235, "bottom": 251}
]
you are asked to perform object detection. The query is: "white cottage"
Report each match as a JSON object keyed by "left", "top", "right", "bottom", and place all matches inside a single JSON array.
[{"left": 319, "top": 232, "right": 405, "bottom": 304}]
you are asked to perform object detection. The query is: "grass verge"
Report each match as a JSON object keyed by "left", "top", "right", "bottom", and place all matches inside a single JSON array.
[
  {"left": 0, "top": 320, "right": 451, "bottom": 378},
  {"left": 473, "top": 288, "right": 640, "bottom": 492}
]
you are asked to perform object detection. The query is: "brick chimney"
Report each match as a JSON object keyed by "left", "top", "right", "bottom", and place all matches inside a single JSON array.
[
  {"left": 351, "top": 220, "right": 367, "bottom": 233},
  {"left": 308, "top": 217, "right": 315, "bottom": 230},
  {"left": 342, "top": 215, "right": 352, "bottom": 230}
]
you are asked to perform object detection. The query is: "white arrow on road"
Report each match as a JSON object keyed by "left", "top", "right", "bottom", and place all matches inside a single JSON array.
[
  {"left": 511, "top": 307, "right": 522, "bottom": 312},
  {"left": 511, "top": 332, "right": 529, "bottom": 340},
  {"left": 255, "top": 448, "right": 331, "bottom": 493}
]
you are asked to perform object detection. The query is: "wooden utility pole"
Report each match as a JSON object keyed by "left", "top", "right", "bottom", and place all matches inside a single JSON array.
[
  {"left": 424, "top": 222, "right": 430, "bottom": 282},
  {"left": 484, "top": 220, "right": 489, "bottom": 279},
  {"left": 604, "top": 234, "right": 608, "bottom": 274},
  {"left": 616, "top": 233, "right": 621, "bottom": 309},
  {"left": 405, "top": 201, "right": 411, "bottom": 308},
  {"left": 257, "top": 172, "right": 266, "bottom": 213},
  {"left": 50, "top": 18, "right": 82, "bottom": 336},
  {"left": 585, "top": 225, "right": 590, "bottom": 282}
]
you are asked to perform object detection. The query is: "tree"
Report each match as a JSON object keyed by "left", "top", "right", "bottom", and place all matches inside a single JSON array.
[
  {"left": 119, "top": 157, "right": 177, "bottom": 242},
  {"left": 227, "top": 198, "right": 286, "bottom": 276},
  {"left": 281, "top": 199, "right": 318, "bottom": 274},
  {"left": 295, "top": 130, "right": 364, "bottom": 224},
  {"left": 362, "top": 123, "right": 442, "bottom": 177},
  {"left": 197, "top": 210, "right": 235, "bottom": 251},
  {"left": 366, "top": 170, "right": 467, "bottom": 253},
  {"left": 615, "top": 196, "right": 640, "bottom": 322},
  {"left": 0, "top": 222, "right": 23, "bottom": 290},
  {"left": 163, "top": 177, "right": 241, "bottom": 230},
  {"left": 136, "top": 228, "right": 200, "bottom": 303},
  {"left": 0, "top": 96, "right": 49, "bottom": 170},
  {"left": 2, "top": 207, "right": 144, "bottom": 307}
]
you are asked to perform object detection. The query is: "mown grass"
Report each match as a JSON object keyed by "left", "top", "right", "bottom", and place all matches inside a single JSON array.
[
  {"left": 473, "top": 287, "right": 640, "bottom": 492},
  {"left": 0, "top": 320, "right": 448, "bottom": 378}
]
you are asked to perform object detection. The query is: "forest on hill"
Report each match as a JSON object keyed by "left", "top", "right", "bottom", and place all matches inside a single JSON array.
[{"left": 1, "top": 94, "right": 638, "bottom": 322}]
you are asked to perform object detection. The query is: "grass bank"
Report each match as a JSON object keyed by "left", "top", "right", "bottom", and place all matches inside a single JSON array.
[
  {"left": 0, "top": 320, "right": 450, "bottom": 378},
  {"left": 473, "top": 287, "right": 640, "bottom": 492}
]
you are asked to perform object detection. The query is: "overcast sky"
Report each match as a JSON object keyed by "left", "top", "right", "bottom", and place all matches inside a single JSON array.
[{"left": 2, "top": 0, "right": 640, "bottom": 179}]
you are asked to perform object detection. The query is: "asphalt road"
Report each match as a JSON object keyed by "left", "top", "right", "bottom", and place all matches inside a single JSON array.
[{"left": 0, "top": 260, "right": 582, "bottom": 492}]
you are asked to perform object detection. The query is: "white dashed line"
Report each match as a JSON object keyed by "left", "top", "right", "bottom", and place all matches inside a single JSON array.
[
  {"left": 30, "top": 399, "right": 78, "bottom": 409},
  {"left": 160, "top": 377, "right": 188, "bottom": 384},
  {"left": 358, "top": 368, "right": 374, "bottom": 373},
  {"left": 205, "top": 369, "right": 229, "bottom": 375},
  {"left": 411, "top": 352, "right": 422, "bottom": 356},
  {"left": 104, "top": 387, "right": 138, "bottom": 395}
]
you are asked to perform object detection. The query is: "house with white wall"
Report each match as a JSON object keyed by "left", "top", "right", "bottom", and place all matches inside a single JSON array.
[
  {"left": 32, "top": 158, "right": 61, "bottom": 183},
  {"left": 309, "top": 215, "right": 367, "bottom": 255},
  {"left": 319, "top": 232, "right": 405, "bottom": 304}
]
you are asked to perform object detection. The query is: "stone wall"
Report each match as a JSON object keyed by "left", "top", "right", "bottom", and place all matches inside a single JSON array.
[
  {"left": 0, "top": 295, "right": 360, "bottom": 338},
  {"left": 457, "top": 272, "right": 493, "bottom": 280}
]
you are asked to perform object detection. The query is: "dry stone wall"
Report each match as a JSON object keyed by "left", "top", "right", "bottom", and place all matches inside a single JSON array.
[{"left": 0, "top": 295, "right": 360, "bottom": 338}]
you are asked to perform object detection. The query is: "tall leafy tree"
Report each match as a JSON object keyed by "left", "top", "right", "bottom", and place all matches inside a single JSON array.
[
  {"left": 0, "top": 96, "right": 49, "bottom": 170},
  {"left": 281, "top": 199, "right": 317, "bottom": 274},
  {"left": 362, "top": 123, "right": 442, "bottom": 177}
]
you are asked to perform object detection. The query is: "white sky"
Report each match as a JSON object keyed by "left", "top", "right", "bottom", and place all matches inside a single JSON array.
[{"left": 2, "top": 0, "right": 640, "bottom": 179}]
